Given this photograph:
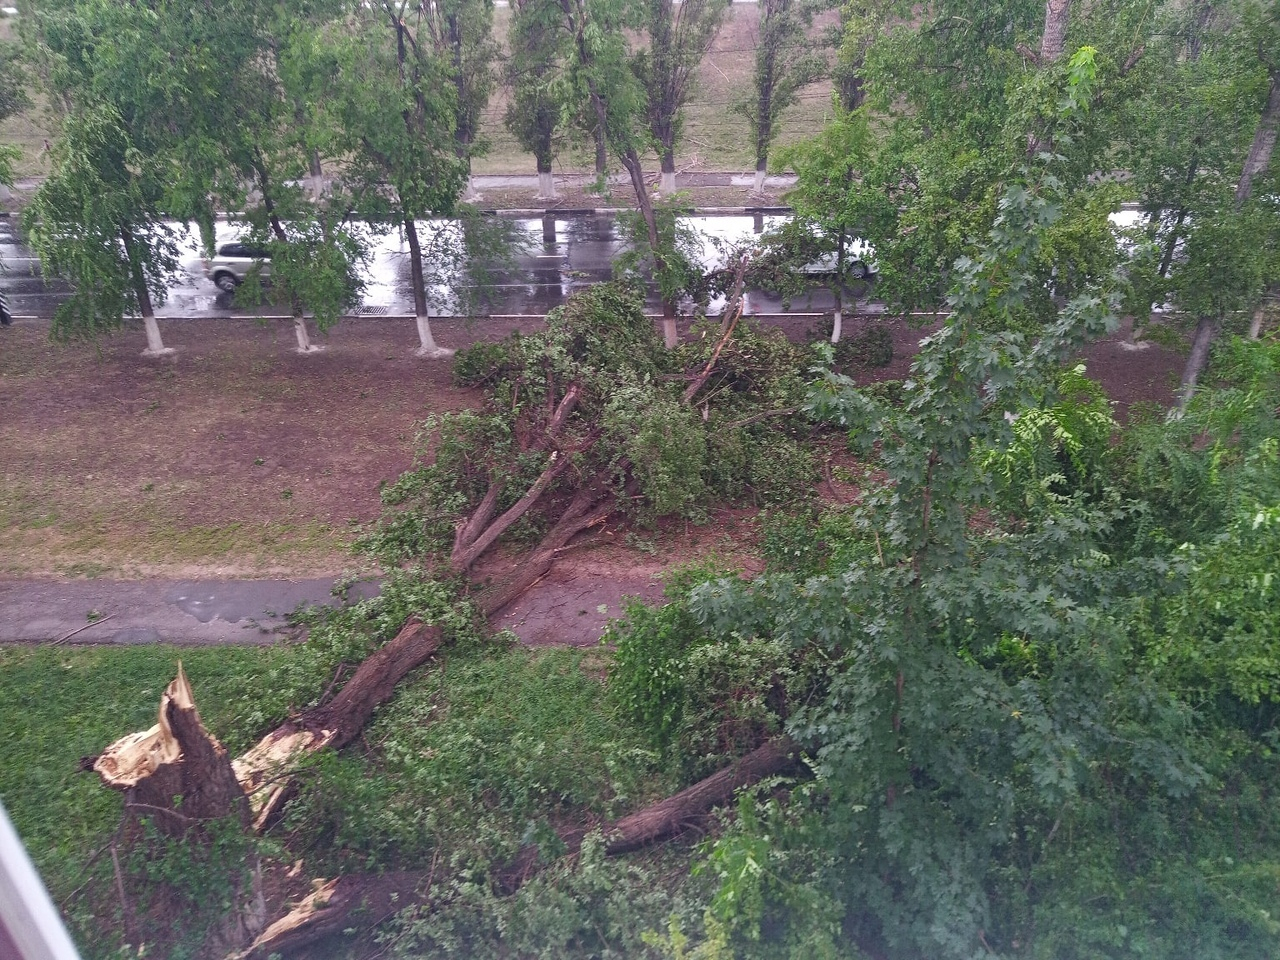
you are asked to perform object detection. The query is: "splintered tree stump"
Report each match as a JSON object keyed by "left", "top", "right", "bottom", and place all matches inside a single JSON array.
[
  {"left": 93, "top": 665, "right": 267, "bottom": 954},
  {"left": 94, "top": 663, "right": 250, "bottom": 835}
]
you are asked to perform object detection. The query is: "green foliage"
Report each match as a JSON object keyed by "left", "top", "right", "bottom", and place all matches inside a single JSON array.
[
  {"left": 452, "top": 336, "right": 522, "bottom": 387},
  {"left": 607, "top": 390, "right": 710, "bottom": 520},
  {"left": 364, "top": 286, "right": 820, "bottom": 572},
  {"left": 392, "top": 834, "right": 705, "bottom": 960},
  {"left": 672, "top": 110, "right": 1280, "bottom": 954},
  {"left": 979, "top": 363, "right": 1117, "bottom": 512},
  {"left": 606, "top": 563, "right": 803, "bottom": 773},
  {"left": 832, "top": 323, "right": 893, "bottom": 371},
  {"left": 283, "top": 646, "right": 669, "bottom": 871}
]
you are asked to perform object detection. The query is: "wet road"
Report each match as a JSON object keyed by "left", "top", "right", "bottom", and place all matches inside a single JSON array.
[{"left": 0, "top": 211, "right": 854, "bottom": 321}]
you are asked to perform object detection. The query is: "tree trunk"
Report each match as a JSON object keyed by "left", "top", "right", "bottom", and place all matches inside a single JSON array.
[
  {"left": 752, "top": 156, "right": 767, "bottom": 195},
  {"left": 1250, "top": 289, "right": 1274, "bottom": 339},
  {"left": 594, "top": 125, "right": 607, "bottom": 176},
  {"left": 451, "top": 452, "right": 575, "bottom": 571},
  {"left": 93, "top": 667, "right": 267, "bottom": 951},
  {"left": 1038, "top": 0, "right": 1072, "bottom": 63},
  {"left": 476, "top": 486, "right": 617, "bottom": 618},
  {"left": 241, "top": 738, "right": 799, "bottom": 956},
  {"left": 659, "top": 147, "right": 677, "bottom": 195},
  {"left": 1180, "top": 71, "right": 1280, "bottom": 403},
  {"left": 1027, "top": 0, "right": 1073, "bottom": 157},
  {"left": 537, "top": 170, "right": 557, "bottom": 201},
  {"left": 121, "top": 227, "right": 173, "bottom": 357},
  {"left": 141, "top": 313, "right": 171, "bottom": 358},
  {"left": 232, "top": 619, "right": 446, "bottom": 830},
  {"left": 620, "top": 148, "right": 679, "bottom": 348},
  {"left": 404, "top": 213, "right": 452, "bottom": 358},
  {"left": 1178, "top": 315, "right": 1218, "bottom": 409},
  {"left": 1236, "top": 76, "right": 1280, "bottom": 206}
]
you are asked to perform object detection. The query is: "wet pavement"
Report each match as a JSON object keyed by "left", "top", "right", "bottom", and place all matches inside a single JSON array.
[{"left": 0, "top": 207, "right": 854, "bottom": 323}]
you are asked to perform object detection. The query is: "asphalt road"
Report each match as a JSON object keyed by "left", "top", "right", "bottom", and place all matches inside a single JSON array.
[{"left": 0, "top": 210, "right": 854, "bottom": 322}]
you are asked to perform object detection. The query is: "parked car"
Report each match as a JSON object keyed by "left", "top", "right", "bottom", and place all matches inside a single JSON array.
[{"left": 203, "top": 241, "right": 271, "bottom": 292}]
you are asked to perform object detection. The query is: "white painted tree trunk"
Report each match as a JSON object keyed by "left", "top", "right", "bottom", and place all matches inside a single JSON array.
[
  {"left": 141, "top": 316, "right": 174, "bottom": 357},
  {"left": 537, "top": 171, "right": 557, "bottom": 200},
  {"left": 830, "top": 309, "right": 843, "bottom": 345},
  {"left": 462, "top": 176, "right": 480, "bottom": 203},
  {"left": 752, "top": 167, "right": 767, "bottom": 194},
  {"left": 293, "top": 317, "right": 322, "bottom": 354},
  {"left": 662, "top": 316, "right": 678, "bottom": 349},
  {"left": 1250, "top": 292, "right": 1274, "bottom": 339},
  {"left": 660, "top": 170, "right": 676, "bottom": 195},
  {"left": 415, "top": 313, "right": 454, "bottom": 359}
]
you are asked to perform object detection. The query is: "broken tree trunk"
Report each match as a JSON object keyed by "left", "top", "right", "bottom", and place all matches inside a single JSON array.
[
  {"left": 1180, "top": 72, "right": 1280, "bottom": 407},
  {"left": 232, "top": 618, "right": 445, "bottom": 830},
  {"left": 94, "top": 666, "right": 267, "bottom": 953},
  {"left": 236, "top": 738, "right": 800, "bottom": 958},
  {"left": 95, "top": 664, "right": 251, "bottom": 835}
]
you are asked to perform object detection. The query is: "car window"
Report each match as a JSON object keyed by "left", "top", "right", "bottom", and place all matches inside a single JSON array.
[{"left": 217, "top": 242, "right": 271, "bottom": 260}]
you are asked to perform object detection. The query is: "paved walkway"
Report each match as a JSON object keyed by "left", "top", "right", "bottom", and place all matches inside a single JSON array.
[
  {"left": 0, "top": 569, "right": 665, "bottom": 647},
  {"left": 0, "top": 577, "right": 377, "bottom": 646}
]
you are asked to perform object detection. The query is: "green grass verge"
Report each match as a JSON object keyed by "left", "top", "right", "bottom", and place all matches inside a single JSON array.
[
  {"left": 0, "top": 645, "right": 285, "bottom": 916},
  {"left": 0, "top": 636, "right": 678, "bottom": 957}
]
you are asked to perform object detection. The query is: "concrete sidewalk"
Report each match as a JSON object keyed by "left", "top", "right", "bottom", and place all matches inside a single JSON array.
[{"left": 0, "top": 577, "right": 377, "bottom": 646}]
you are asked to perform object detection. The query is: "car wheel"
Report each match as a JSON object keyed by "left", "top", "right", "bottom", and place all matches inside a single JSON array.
[
  {"left": 850, "top": 261, "right": 870, "bottom": 280},
  {"left": 214, "top": 273, "right": 240, "bottom": 293}
]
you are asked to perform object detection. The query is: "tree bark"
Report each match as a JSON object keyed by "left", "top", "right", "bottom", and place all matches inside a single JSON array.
[
  {"left": 121, "top": 227, "right": 172, "bottom": 357},
  {"left": 451, "top": 451, "right": 576, "bottom": 571},
  {"left": 476, "top": 487, "right": 617, "bottom": 618},
  {"left": 1235, "top": 76, "right": 1280, "bottom": 207},
  {"left": 1178, "top": 315, "right": 1218, "bottom": 409},
  {"left": 232, "top": 619, "right": 446, "bottom": 829},
  {"left": 1180, "top": 71, "right": 1280, "bottom": 405},
  {"left": 753, "top": 157, "right": 768, "bottom": 196},
  {"left": 1038, "top": 0, "right": 1072, "bottom": 63},
  {"left": 620, "top": 148, "right": 679, "bottom": 348},
  {"left": 454, "top": 478, "right": 507, "bottom": 557},
  {"left": 660, "top": 147, "right": 677, "bottom": 195},
  {"left": 1027, "top": 0, "right": 1073, "bottom": 157},
  {"left": 94, "top": 668, "right": 268, "bottom": 952},
  {"left": 240, "top": 738, "right": 799, "bottom": 956},
  {"left": 404, "top": 213, "right": 452, "bottom": 358}
]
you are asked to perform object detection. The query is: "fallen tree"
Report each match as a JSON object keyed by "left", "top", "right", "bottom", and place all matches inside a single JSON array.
[
  {"left": 93, "top": 280, "right": 822, "bottom": 954},
  {"left": 233, "top": 737, "right": 800, "bottom": 960}
]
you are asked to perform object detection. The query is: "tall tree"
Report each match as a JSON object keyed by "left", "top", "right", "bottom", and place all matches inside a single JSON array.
[
  {"left": 1115, "top": 0, "right": 1279, "bottom": 405},
  {"left": 419, "top": 0, "right": 498, "bottom": 201},
  {"left": 202, "top": 0, "right": 366, "bottom": 353},
  {"left": 740, "top": 0, "right": 827, "bottom": 194},
  {"left": 505, "top": 0, "right": 568, "bottom": 200},
  {"left": 326, "top": 0, "right": 470, "bottom": 357},
  {"left": 636, "top": 0, "right": 729, "bottom": 194},
  {"left": 20, "top": 0, "right": 190, "bottom": 354},
  {"left": 23, "top": 104, "right": 179, "bottom": 354},
  {"left": 0, "top": 38, "right": 28, "bottom": 188}
]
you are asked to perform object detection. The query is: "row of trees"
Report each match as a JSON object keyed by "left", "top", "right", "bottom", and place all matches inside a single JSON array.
[
  {"left": 8, "top": 0, "right": 842, "bottom": 355},
  {"left": 780, "top": 0, "right": 1279, "bottom": 403}
]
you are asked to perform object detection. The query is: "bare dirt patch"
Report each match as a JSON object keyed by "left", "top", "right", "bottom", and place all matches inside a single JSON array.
[
  {"left": 0, "top": 308, "right": 1186, "bottom": 647},
  {"left": 0, "top": 316, "right": 511, "bottom": 577}
]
